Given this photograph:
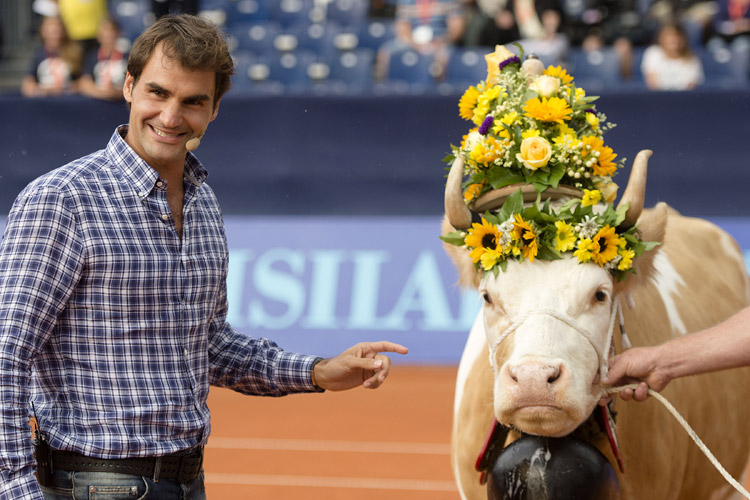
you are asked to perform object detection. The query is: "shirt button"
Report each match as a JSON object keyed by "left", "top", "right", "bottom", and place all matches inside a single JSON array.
[
  {"left": 138, "top": 191, "right": 146, "bottom": 197},
  {"left": 156, "top": 181, "right": 164, "bottom": 187},
  {"left": 184, "top": 349, "right": 188, "bottom": 356},
  {"left": 161, "top": 214, "right": 169, "bottom": 221}
]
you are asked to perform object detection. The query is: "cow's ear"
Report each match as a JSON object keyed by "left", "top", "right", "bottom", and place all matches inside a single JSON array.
[
  {"left": 618, "top": 202, "right": 669, "bottom": 292},
  {"left": 442, "top": 216, "right": 482, "bottom": 289}
]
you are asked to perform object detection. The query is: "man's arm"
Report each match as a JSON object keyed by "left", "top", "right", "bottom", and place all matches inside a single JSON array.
[
  {"left": 603, "top": 305, "right": 750, "bottom": 401},
  {"left": 0, "top": 186, "right": 83, "bottom": 499}
]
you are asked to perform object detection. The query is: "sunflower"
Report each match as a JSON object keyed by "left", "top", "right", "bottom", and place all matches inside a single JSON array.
[
  {"left": 591, "top": 225, "right": 621, "bottom": 266},
  {"left": 512, "top": 214, "right": 538, "bottom": 262},
  {"left": 544, "top": 65, "right": 574, "bottom": 85},
  {"left": 582, "top": 136, "right": 617, "bottom": 177},
  {"left": 523, "top": 97, "right": 573, "bottom": 124},
  {"left": 469, "top": 136, "right": 502, "bottom": 165},
  {"left": 554, "top": 220, "right": 576, "bottom": 252},
  {"left": 459, "top": 86, "right": 480, "bottom": 120},
  {"left": 465, "top": 218, "right": 503, "bottom": 264}
]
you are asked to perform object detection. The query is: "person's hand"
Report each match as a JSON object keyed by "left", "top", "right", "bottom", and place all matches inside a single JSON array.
[
  {"left": 313, "top": 341, "right": 409, "bottom": 391},
  {"left": 602, "top": 346, "right": 671, "bottom": 402}
]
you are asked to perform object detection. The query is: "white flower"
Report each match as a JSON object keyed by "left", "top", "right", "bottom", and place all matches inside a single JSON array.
[
  {"left": 530, "top": 75, "right": 560, "bottom": 97},
  {"left": 576, "top": 215, "right": 599, "bottom": 239}
]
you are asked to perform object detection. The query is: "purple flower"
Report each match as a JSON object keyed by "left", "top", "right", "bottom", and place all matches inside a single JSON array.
[
  {"left": 479, "top": 116, "right": 494, "bottom": 135},
  {"left": 585, "top": 108, "right": 597, "bottom": 114},
  {"left": 498, "top": 56, "right": 521, "bottom": 72}
]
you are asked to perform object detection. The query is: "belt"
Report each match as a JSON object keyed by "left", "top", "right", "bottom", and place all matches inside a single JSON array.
[{"left": 48, "top": 446, "right": 204, "bottom": 483}]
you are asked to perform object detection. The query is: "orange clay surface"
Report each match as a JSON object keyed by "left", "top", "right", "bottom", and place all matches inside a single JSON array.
[{"left": 203, "top": 365, "right": 459, "bottom": 500}]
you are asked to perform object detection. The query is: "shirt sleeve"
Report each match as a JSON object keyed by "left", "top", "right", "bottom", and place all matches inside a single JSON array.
[
  {"left": 0, "top": 186, "right": 84, "bottom": 500},
  {"left": 205, "top": 224, "right": 320, "bottom": 396}
]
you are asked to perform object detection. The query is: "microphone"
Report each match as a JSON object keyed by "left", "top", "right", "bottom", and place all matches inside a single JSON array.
[{"left": 185, "top": 135, "right": 201, "bottom": 152}]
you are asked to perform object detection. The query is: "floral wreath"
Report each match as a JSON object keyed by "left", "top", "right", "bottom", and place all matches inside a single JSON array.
[{"left": 441, "top": 45, "right": 659, "bottom": 282}]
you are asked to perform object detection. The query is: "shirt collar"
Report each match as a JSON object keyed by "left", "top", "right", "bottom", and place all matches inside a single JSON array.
[{"left": 105, "top": 125, "right": 209, "bottom": 199}]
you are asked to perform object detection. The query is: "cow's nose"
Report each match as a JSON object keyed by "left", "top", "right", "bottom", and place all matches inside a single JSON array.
[{"left": 506, "top": 360, "right": 564, "bottom": 389}]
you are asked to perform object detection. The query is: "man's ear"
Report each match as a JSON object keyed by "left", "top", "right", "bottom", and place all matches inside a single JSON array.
[
  {"left": 123, "top": 72, "right": 134, "bottom": 104},
  {"left": 210, "top": 97, "right": 221, "bottom": 122}
]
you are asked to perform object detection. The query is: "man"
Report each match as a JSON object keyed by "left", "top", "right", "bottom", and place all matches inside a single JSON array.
[
  {"left": 604, "top": 305, "right": 750, "bottom": 401},
  {"left": 0, "top": 14, "right": 408, "bottom": 500}
]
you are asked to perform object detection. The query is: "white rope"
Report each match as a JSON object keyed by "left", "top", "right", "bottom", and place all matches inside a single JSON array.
[{"left": 607, "top": 384, "right": 750, "bottom": 500}]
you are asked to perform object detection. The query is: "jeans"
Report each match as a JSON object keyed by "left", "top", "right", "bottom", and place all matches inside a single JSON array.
[{"left": 40, "top": 469, "right": 206, "bottom": 500}]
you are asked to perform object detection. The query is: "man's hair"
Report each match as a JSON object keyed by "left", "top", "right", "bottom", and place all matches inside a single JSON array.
[{"left": 127, "top": 14, "right": 234, "bottom": 107}]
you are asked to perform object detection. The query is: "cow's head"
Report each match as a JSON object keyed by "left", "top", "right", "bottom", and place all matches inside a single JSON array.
[{"left": 443, "top": 150, "right": 666, "bottom": 437}]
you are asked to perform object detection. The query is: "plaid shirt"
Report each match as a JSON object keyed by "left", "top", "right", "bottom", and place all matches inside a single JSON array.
[{"left": 0, "top": 127, "right": 320, "bottom": 499}]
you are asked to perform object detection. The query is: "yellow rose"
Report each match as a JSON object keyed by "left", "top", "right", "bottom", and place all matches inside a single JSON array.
[
  {"left": 595, "top": 178, "right": 619, "bottom": 204},
  {"left": 485, "top": 45, "right": 515, "bottom": 84},
  {"left": 530, "top": 75, "right": 560, "bottom": 97},
  {"left": 516, "top": 136, "right": 552, "bottom": 170}
]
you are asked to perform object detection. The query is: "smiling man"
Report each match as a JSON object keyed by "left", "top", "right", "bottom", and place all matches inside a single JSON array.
[{"left": 0, "top": 15, "right": 407, "bottom": 500}]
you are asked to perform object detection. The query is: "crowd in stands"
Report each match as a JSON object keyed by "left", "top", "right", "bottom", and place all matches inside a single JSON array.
[{"left": 16, "top": 0, "right": 750, "bottom": 98}]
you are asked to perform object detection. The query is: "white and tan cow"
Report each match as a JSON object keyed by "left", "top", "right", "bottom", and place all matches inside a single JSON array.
[{"left": 444, "top": 151, "right": 750, "bottom": 500}]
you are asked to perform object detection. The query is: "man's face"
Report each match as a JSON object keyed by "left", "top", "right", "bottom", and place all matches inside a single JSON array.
[{"left": 123, "top": 43, "right": 219, "bottom": 173}]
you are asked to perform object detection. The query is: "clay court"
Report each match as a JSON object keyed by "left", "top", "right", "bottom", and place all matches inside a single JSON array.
[{"left": 203, "top": 365, "right": 458, "bottom": 499}]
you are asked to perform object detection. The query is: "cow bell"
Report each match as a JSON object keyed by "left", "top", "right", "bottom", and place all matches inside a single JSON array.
[{"left": 487, "top": 435, "right": 621, "bottom": 500}]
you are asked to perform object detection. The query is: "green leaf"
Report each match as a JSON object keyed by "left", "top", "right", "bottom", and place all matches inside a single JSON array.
[
  {"left": 537, "top": 246, "right": 563, "bottom": 261},
  {"left": 497, "top": 188, "right": 524, "bottom": 221},
  {"left": 488, "top": 168, "right": 525, "bottom": 190},
  {"left": 548, "top": 163, "right": 565, "bottom": 188},
  {"left": 439, "top": 232, "right": 466, "bottom": 246}
]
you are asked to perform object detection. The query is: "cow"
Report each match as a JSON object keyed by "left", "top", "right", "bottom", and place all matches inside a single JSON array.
[{"left": 442, "top": 150, "right": 750, "bottom": 500}]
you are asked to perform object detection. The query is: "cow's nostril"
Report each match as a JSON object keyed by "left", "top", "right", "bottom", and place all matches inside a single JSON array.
[{"left": 547, "top": 365, "right": 562, "bottom": 384}]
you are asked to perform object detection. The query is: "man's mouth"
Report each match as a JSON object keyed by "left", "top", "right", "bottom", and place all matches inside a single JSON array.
[{"left": 150, "top": 125, "right": 183, "bottom": 139}]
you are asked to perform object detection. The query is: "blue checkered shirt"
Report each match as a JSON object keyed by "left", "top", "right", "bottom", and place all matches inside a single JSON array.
[{"left": 0, "top": 127, "right": 321, "bottom": 499}]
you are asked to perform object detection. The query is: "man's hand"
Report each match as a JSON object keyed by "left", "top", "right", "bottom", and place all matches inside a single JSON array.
[
  {"left": 602, "top": 346, "right": 671, "bottom": 402},
  {"left": 313, "top": 341, "right": 409, "bottom": 391}
]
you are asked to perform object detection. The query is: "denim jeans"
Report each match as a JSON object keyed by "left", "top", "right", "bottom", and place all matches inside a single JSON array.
[{"left": 40, "top": 469, "right": 206, "bottom": 500}]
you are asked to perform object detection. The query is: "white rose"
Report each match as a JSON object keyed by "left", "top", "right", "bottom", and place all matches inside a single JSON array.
[{"left": 530, "top": 75, "right": 560, "bottom": 97}]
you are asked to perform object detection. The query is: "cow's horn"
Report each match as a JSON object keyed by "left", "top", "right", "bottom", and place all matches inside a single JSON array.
[
  {"left": 617, "top": 149, "right": 651, "bottom": 228},
  {"left": 445, "top": 156, "right": 473, "bottom": 230}
]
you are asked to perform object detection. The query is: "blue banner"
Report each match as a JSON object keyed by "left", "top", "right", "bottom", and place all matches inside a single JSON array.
[{"left": 0, "top": 215, "right": 747, "bottom": 363}]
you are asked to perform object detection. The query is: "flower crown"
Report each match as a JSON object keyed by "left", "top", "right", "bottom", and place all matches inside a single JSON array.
[{"left": 441, "top": 45, "right": 658, "bottom": 282}]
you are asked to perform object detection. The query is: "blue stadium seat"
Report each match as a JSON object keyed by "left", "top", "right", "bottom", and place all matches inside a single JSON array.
[
  {"left": 443, "top": 47, "right": 487, "bottom": 86},
  {"left": 226, "top": 21, "right": 282, "bottom": 56},
  {"left": 268, "top": 50, "right": 317, "bottom": 87},
  {"left": 697, "top": 47, "right": 743, "bottom": 89},
  {"left": 287, "top": 23, "right": 341, "bottom": 58},
  {"left": 267, "top": 0, "right": 317, "bottom": 28},
  {"left": 326, "top": 0, "right": 369, "bottom": 29},
  {"left": 569, "top": 48, "right": 621, "bottom": 91},
  {"left": 110, "top": 0, "right": 152, "bottom": 41},
  {"left": 357, "top": 20, "right": 396, "bottom": 51},
  {"left": 224, "top": 0, "right": 269, "bottom": 26},
  {"left": 385, "top": 48, "right": 437, "bottom": 93},
  {"left": 328, "top": 48, "right": 375, "bottom": 88}
]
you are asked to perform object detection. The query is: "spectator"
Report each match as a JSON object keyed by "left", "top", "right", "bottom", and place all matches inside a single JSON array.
[
  {"left": 77, "top": 18, "right": 128, "bottom": 101},
  {"left": 57, "top": 0, "right": 109, "bottom": 57},
  {"left": 711, "top": 0, "right": 750, "bottom": 44},
  {"left": 21, "top": 15, "right": 82, "bottom": 98},
  {"left": 516, "top": 6, "right": 569, "bottom": 65},
  {"left": 152, "top": 0, "right": 199, "bottom": 18},
  {"left": 463, "top": 0, "right": 560, "bottom": 51},
  {"left": 375, "top": 0, "right": 466, "bottom": 80},
  {"left": 641, "top": 22, "right": 704, "bottom": 89}
]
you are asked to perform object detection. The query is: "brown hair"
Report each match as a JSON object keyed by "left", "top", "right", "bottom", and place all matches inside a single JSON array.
[{"left": 127, "top": 14, "right": 234, "bottom": 106}]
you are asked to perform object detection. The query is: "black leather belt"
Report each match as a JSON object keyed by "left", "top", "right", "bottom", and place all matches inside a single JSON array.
[{"left": 48, "top": 446, "right": 204, "bottom": 483}]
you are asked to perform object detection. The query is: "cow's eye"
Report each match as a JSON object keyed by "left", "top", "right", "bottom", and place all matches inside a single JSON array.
[
  {"left": 482, "top": 292, "right": 492, "bottom": 305},
  {"left": 594, "top": 290, "right": 607, "bottom": 302}
]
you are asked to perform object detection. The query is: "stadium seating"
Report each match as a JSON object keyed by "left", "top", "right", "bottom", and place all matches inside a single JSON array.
[{"left": 568, "top": 47, "right": 622, "bottom": 91}]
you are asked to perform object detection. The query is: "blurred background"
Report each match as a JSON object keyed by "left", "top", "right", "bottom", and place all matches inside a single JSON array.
[{"left": 0, "top": 0, "right": 749, "bottom": 497}]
